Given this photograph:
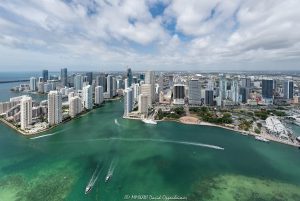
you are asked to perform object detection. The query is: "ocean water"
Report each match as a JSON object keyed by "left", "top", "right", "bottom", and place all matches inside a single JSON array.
[{"left": 0, "top": 74, "right": 300, "bottom": 201}]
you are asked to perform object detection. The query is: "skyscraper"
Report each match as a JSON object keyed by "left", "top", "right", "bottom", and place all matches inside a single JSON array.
[
  {"left": 48, "top": 91, "right": 62, "bottom": 126},
  {"left": 284, "top": 80, "right": 294, "bottom": 99},
  {"left": 188, "top": 79, "right": 201, "bottom": 105},
  {"left": 74, "top": 74, "right": 83, "bottom": 90},
  {"left": 106, "top": 75, "right": 113, "bottom": 98},
  {"left": 69, "top": 96, "right": 82, "bottom": 118},
  {"left": 124, "top": 88, "right": 133, "bottom": 117},
  {"left": 140, "top": 84, "right": 152, "bottom": 107},
  {"left": 173, "top": 84, "right": 185, "bottom": 105},
  {"left": 20, "top": 96, "right": 32, "bottom": 130},
  {"left": 42, "top": 70, "right": 48, "bottom": 82},
  {"left": 205, "top": 90, "right": 214, "bottom": 106},
  {"left": 82, "top": 85, "right": 93, "bottom": 109},
  {"left": 138, "top": 94, "right": 149, "bottom": 115},
  {"left": 231, "top": 79, "right": 239, "bottom": 104},
  {"left": 61, "top": 68, "right": 68, "bottom": 87},
  {"left": 96, "top": 74, "right": 106, "bottom": 89},
  {"left": 241, "top": 78, "right": 251, "bottom": 88},
  {"left": 262, "top": 79, "right": 274, "bottom": 99},
  {"left": 145, "top": 71, "right": 155, "bottom": 103},
  {"left": 86, "top": 72, "right": 93, "bottom": 85},
  {"left": 29, "top": 77, "right": 37, "bottom": 91},
  {"left": 126, "top": 67, "right": 133, "bottom": 87},
  {"left": 219, "top": 76, "right": 227, "bottom": 100},
  {"left": 95, "top": 86, "right": 104, "bottom": 105}
]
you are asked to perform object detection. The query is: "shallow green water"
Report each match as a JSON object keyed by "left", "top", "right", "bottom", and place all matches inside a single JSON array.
[{"left": 1, "top": 100, "right": 300, "bottom": 201}]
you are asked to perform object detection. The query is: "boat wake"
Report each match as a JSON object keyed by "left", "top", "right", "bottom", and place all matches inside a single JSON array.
[
  {"left": 114, "top": 119, "right": 120, "bottom": 126},
  {"left": 85, "top": 137, "right": 224, "bottom": 150},
  {"left": 30, "top": 128, "right": 69, "bottom": 140},
  {"left": 85, "top": 164, "right": 102, "bottom": 194},
  {"left": 105, "top": 158, "right": 118, "bottom": 182}
]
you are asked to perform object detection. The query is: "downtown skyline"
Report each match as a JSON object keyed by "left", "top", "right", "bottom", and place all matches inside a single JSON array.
[{"left": 0, "top": 0, "right": 300, "bottom": 71}]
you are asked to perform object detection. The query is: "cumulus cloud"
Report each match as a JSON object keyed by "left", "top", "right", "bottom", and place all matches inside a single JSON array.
[{"left": 0, "top": 0, "right": 299, "bottom": 71}]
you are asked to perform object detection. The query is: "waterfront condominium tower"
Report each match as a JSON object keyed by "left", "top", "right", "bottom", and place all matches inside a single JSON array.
[
  {"left": 138, "top": 94, "right": 149, "bottom": 115},
  {"left": 69, "top": 96, "right": 82, "bottom": 118},
  {"left": 124, "top": 88, "right": 133, "bottom": 117},
  {"left": 48, "top": 91, "right": 62, "bottom": 126},
  {"left": 95, "top": 86, "right": 104, "bottom": 105},
  {"left": 74, "top": 74, "right": 83, "bottom": 91},
  {"left": 106, "top": 75, "right": 113, "bottom": 98},
  {"left": 140, "top": 84, "right": 152, "bottom": 107},
  {"left": 82, "top": 85, "right": 93, "bottom": 109},
  {"left": 20, "top": 96, "right": 32, "bottom": 130},
  {"left": 188, "top": 79, "right": 201, "bottom": 105},
  {"left": 231, "top": 79, "right": 239, "bottom": 104},
  {"left": 126, "top": 67, "right": 133, "bottom": 87},
  {"left": 42, "top": 70, "right": 48, "bottom": 82},
  {"left": 29, "top": 77, "right": 37, "bottom": 91},
  {"left": 145, "top": 71, "right": 155, "bottom": 103},
  {"left": 61, "top": 68, "right": 68, "bottom": 87}
]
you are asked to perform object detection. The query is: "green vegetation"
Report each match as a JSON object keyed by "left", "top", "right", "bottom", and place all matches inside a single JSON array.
[
  {"left": 238, "top": 119, "right": 252, "bottom": 131},
  {"left": 254, "top": 109, "right": 287, "bottom": 120},
  {"left": 157, "top": 107, "right": 185, "bottom": 120},
  {"left": 255, "top": 128, "right": 261, "bottom": 134},
  {"left": 190, "top": 107, "right": 233, "bottom": 124}
]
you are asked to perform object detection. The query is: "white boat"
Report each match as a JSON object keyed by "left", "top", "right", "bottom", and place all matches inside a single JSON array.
[
  {"left": 105, "top": 173, "right": 112, "bottom": 183},
  {"left": 85, "top": 184, "right": 92, "bottom": 194},
  {"left": 255, "top": 136, "right": 270, "bottom": 142},
  {"left": 296, "top": 136, "right": 300, "bottom": 142},
  {"left": 142, "top": 119, "right": 157, "bottom": 125}
]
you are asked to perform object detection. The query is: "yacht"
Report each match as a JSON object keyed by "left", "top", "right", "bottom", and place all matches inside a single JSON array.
[
  {"left": 255, "top": 136, "right": 270, "bottom": 142},
  {"left": 142, "top": 118, "right": 157, "bottom": 125}
]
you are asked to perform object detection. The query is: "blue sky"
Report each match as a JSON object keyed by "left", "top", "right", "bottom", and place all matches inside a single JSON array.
[{"left": 0, "top": 0, "right": 300, "bottom": 71}]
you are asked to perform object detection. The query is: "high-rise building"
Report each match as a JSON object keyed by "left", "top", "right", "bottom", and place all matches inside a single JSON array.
[
  {"left": 145, "top": 71, "right": 155, "bottom": 103},
  {"left": 126, "top": 68, "right": 133, "bottom": 87},
  {"left": 106, "top": 75, "right": 113, "bottom": 98},
  {"left": 219, "top": 76, "right": 227, "bottom": 100},
  {"left": 262, "top": 79, "right": 274, "bottom": 99},
  {"left": 241, "top": 78, "right": 251, "bottom": 88},
  {"left": 48, "top": 91, "right": 62, "bottom": 126},
  {"left": 239, "top": 87, "right": 250, "bottom": 103},
  {"left": 82, "top": 85, "right": 93, "bottom": 109},
  {"left": 231, "top": 79, "right": 239, "bottom": 104},
  {"left": 205, "top": 90, "right": 214, "bottom": 106},
  {"left": 173, "top": 84, "right": 185, "bottom": 105},
  {"left": 42, "top": 70, "right": 48, "bottom": 82},
  {"left": 29, "top": 77, "right": 37, "bottom": 91},
  {"left": 20, "top": 96, "right": 32, "bottom": 130},
  {"left": 95, "top": 86, "right": 104, "bottom": 105},
  {"left": 74, "top": 74, "right": 83, "bottom": 90},
  {"left": 124, "top": 88, "right": 133, "bottom": 117},
  {"left": 138, "top": 94, "right": 149, "bottom": 115},
  {"left": 69, "top": 96, "right": 82, "bottom": 118},
  {"left": 86, "top": 72, "right": 93, "bottom": 85},
  {"left": 133, "top": 83, "right": 140, "bottom": 101},
  {"left": 112, "top": 77, "right": 117, "bottom": 97},
  {"left": 96, "top": 74, "right": 106, "bottom": 90},
  {"left": 188, "top": 79, "right": 201, "bottom": 105},
  {"left": 61, "top": 68, "right": 68, "bottom": 87},
  {"left": 284, "top": 80, "right": 294, "bottom": 99},
  {"left": 140, "top": 84, "right": 152, "bottom": 107}
]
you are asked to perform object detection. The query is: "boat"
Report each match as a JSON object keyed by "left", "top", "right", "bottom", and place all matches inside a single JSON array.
[
  {"left": 296, "top": 136, "right": 300, "bottom": 143},
  {"left": 142, "top": 118, "right": 157, "bottom": 125},
  {"left": 105, "top": 173, "right": 112, "bottom": 183},
  {"left": 255, "top": 136, "right": 270, "bottom": 142},
  {"left": 85, "top": 184, "right": 92, "bottom": 194}
]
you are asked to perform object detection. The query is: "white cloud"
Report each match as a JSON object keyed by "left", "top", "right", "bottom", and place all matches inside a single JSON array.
[{"left": 0, "top": 0, "right": 299, "bottom": 71}]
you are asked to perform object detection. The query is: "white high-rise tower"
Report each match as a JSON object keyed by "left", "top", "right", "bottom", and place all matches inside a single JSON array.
[
  {"left": 20, "top": 96, "right": 32, "bottom": 130},
  {"left": 48, "top": 91, "right": 62, "bottom": 126},
  {"left": 82, "top": 85, "right": 93, "bottom": 109},
  {"left": 95, "top": 86, "right": 104, "bottom": 105}
]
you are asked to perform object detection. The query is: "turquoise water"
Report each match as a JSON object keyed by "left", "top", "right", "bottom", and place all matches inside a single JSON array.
[{"left": 1, "top": 74, "right": 300, "bottom": 200}]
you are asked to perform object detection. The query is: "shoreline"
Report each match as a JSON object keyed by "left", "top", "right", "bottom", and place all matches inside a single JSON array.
[
  {"left": 0, "top": 98, "right": 120, "bottom": 137},
  {"left": 124, "top": 115, "right": 300, "bottom": 148}
]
